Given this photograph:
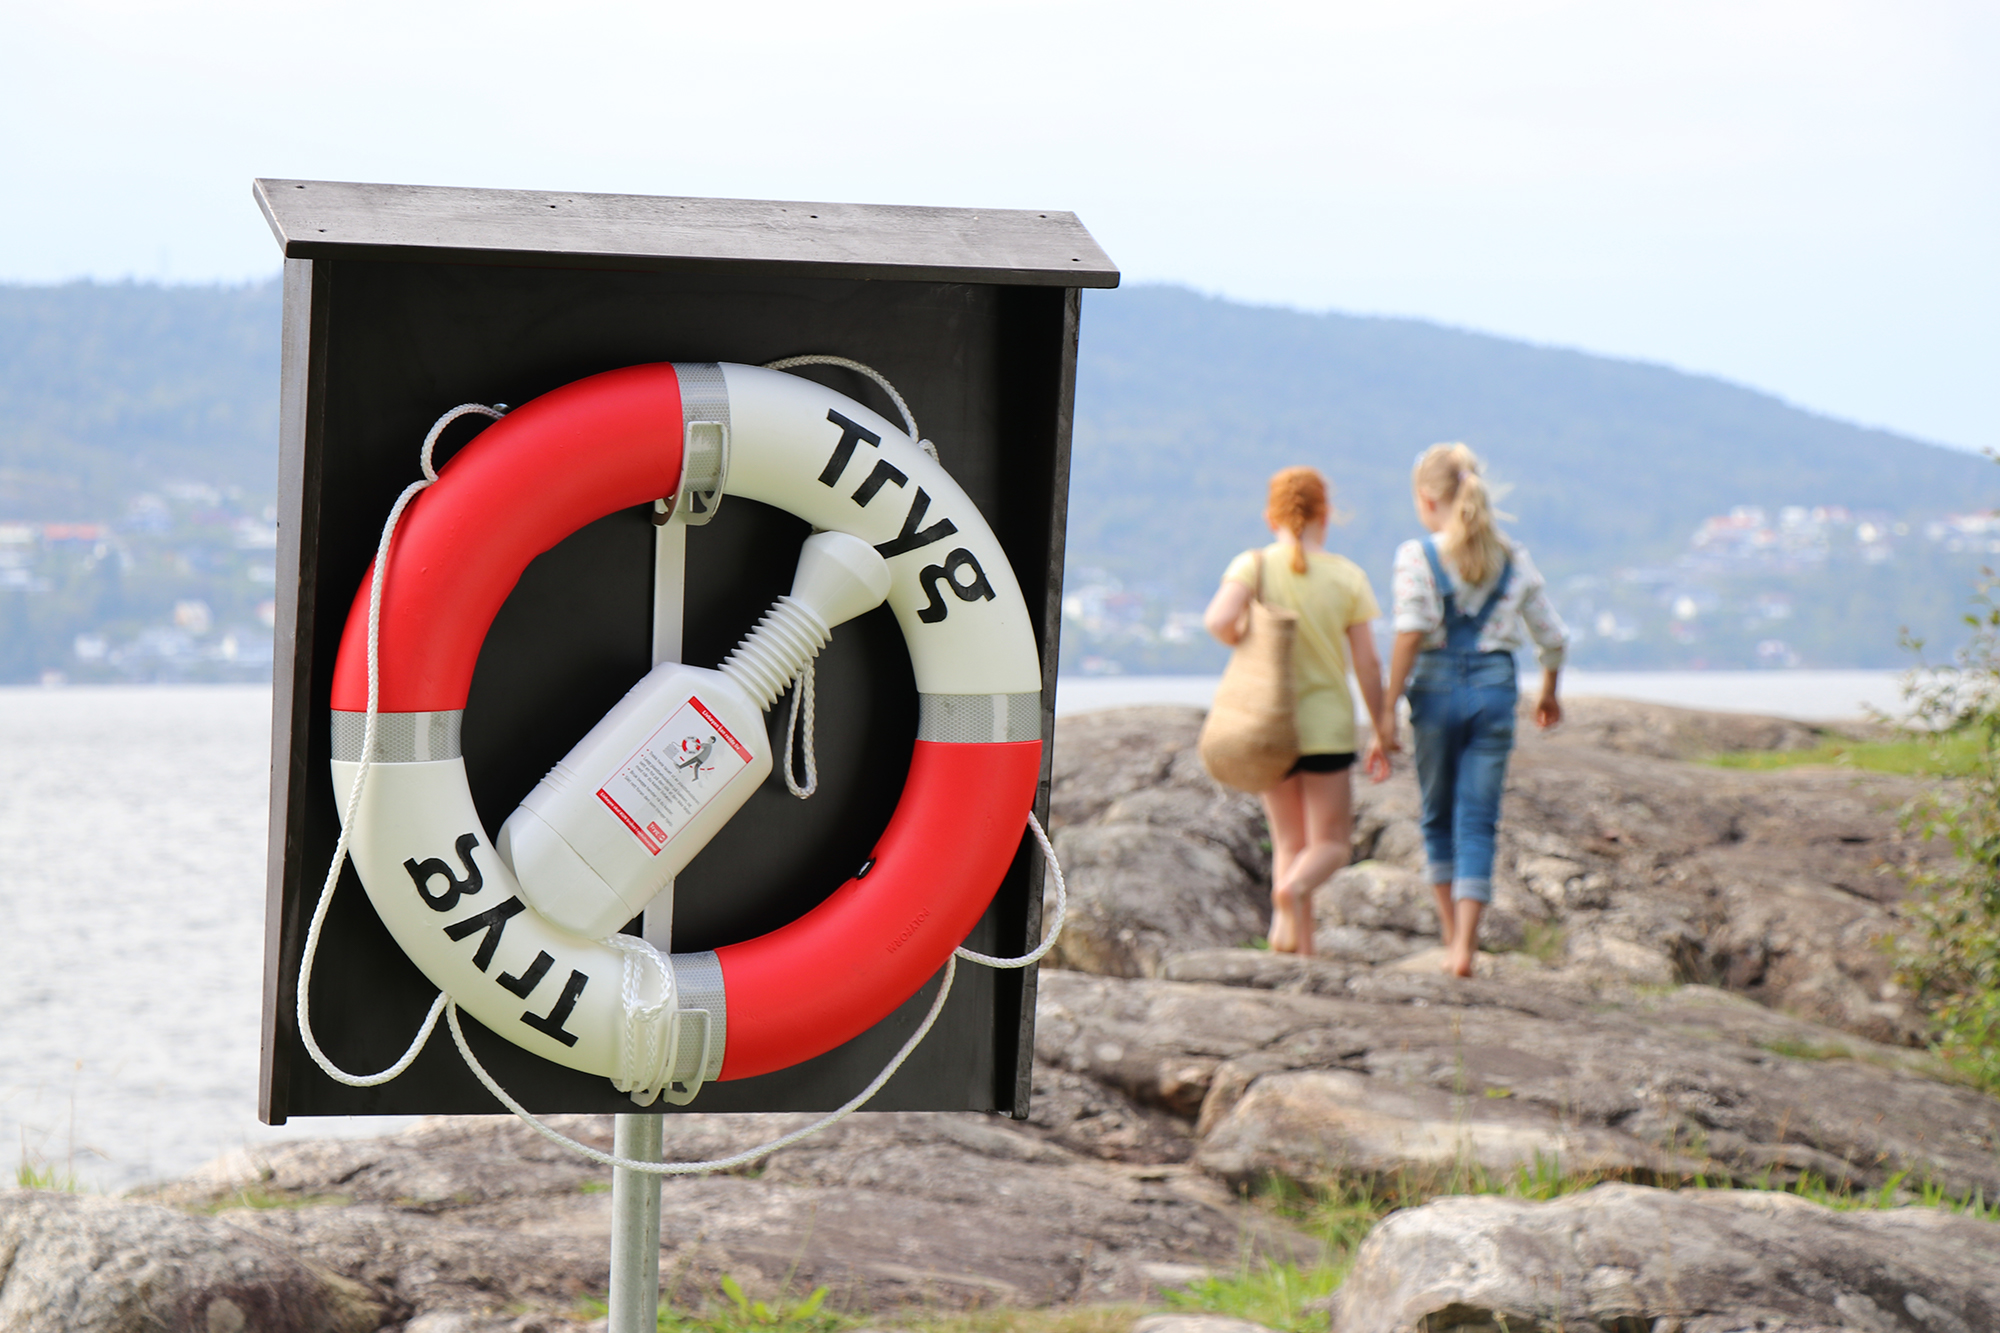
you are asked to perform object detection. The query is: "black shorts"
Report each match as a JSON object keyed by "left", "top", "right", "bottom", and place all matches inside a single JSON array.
[{"left": 1286, "top": 751, "right": 1356, "bottom": 776}]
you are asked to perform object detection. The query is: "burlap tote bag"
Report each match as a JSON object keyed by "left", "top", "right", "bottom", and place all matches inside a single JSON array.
[{"left": 1198, "top": 549, "right": 1301, "bottom": 792}]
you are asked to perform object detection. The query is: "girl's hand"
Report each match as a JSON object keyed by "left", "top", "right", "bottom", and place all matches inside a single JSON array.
[
  {"left": 1364, "top": 735, "right": 1393, "bottom": 783},
  {"left": 1535, "top": 693, "right": 1562, "bottom": 729}
]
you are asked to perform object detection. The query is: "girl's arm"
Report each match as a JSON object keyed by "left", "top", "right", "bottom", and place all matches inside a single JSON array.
[
  {"left": 1204, "top": 579, "right": 1254, "bottom": 646},
  {"left": 1513, "top": 557, "right": 1567, "bottom": 730},
  {"left": 1365, "top": 629, "right": 1426, "bottom": 774},
  {"left": 1348, "top": 623, "right": 1389, "bottom": 783},
  {"left": 1348, "top": 622, "right": 1387, "bottom": 737}
]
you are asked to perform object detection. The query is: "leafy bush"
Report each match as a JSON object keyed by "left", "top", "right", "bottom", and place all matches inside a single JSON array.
[{"left": 1890, "top": 573, "right": 2000, "bottom": 1093}]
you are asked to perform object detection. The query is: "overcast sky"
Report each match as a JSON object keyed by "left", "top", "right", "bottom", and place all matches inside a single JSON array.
[{"left": 2, "top": 0, "right": 1992, "bottom": 453}]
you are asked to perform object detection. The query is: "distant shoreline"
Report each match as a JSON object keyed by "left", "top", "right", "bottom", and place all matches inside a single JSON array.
[
  {"left": 0, "top": 669, "right": 1919, "bottom": 724},
  {"left": 1055, "top": 668, "right": 1914, "bottom": 723}
]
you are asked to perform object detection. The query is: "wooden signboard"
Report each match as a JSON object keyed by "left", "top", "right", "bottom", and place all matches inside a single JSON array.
[{"left": 256, "top": 179, "right": 1117, "bottom": 1122}]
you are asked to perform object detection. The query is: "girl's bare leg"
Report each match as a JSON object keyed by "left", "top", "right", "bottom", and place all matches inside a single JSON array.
[
  {"left": 1261, "top": 777, "right": 1306, "bottom": 951},
  {"left": 1431, "top": 882, "right": 1456, "bottom": 951},
  {"left": 1448, "top": 898, "right": 1485, "bottom": 977},
  {"left": 1272, "top": 770, "right": 1353, "bottom": 959}
]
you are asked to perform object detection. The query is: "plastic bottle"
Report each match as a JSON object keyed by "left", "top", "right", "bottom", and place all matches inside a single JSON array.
[{"left": 497, "top": 531, "right": 892, "bottom": 939}]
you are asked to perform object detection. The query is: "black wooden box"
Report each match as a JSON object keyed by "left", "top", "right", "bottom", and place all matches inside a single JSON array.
[{"left": 255, "top": 179, "right": 1117, "bottom": 1122}]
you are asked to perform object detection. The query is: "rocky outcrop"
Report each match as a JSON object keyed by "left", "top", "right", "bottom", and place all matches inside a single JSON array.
[
  {"left": 1036, "top": 965, "right": 2000, "bottom": 1199},
  {"left": 1046, "top": 707, "right": 1272, "bottom": 976},
  {"left": 1049, "top": 702, "right": 1941, "bottom": 1044},
  {"left": 0, "top": 1190, "right": 384, "bottom": 1333},
  {"left": 1330, "top": 1182, "right": 2000, "bottom": 1333},
  {"left": 145, "top": 1107, "right": 1312, "bottom": 1330},
  {"left": 32, "top": 696, "right": 1979, "bottom": 1333}
]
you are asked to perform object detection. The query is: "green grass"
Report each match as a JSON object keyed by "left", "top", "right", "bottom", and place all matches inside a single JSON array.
[
  {"left": 1517, "top": 920, "right": 1567, "bottom": 966},
  {"left": 196, "top": 1186, "right": 351, "bottom": 1213},
  {"left": 1703, "top": 729, "right": 1984, "bottom": 777},
  {"left": 14, "top": 1159, "right": 82, "bottom": 1192},
  {"left": 1753, "top": 1035, "right": 1855, "bottom": 1062}
]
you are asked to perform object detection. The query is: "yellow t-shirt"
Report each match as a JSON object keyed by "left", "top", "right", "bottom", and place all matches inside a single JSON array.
[{"left": 1223, "top": 544, "right": 1382, "bottom": 754}]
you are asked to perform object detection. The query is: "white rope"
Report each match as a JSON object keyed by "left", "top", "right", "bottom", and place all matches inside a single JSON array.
[
  {"left": 295, "top": 404, "right": 505, "bottom": 1087},
  {"left": 445, "top": 954, "right": 961, "bottom": 1174},
  {"left": 605, "top": 934, "right": 678, "bottom": 1106},
  {"left": 781, "top": 660, "right": 818, "bottom": 799},
  {"left": 955, "top": 811, "right": 1067, "bottom": 969},
  {"left": 763, "top": 355, "right": 939, "bottom": 462}
]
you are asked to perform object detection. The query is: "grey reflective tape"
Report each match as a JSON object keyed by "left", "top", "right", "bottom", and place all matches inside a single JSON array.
[
  {"left": 330, "top": 710, "right": 464, "bottom": 762},
  {"left": 668, "top": 950, "right": 727, "bottom": 1086},
  {"left": 674, "top": 362, "right": 731, "bottom": 436},
  {"left": 669, "top": 363, "right": 731, "bottom": 525},
  {"left": 917, "top": 692, "right": 1043, "bottom": 744}
]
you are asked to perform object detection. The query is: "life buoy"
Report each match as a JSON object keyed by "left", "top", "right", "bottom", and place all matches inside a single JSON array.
[{"left": 326, "top": 363, "right": 1044, "bottom": 1098}]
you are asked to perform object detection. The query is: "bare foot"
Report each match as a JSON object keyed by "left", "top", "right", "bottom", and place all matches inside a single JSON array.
[
  {"left": 1447, "top": 947, "right": 1476, "bottom": 978},
  {"left": 1269, "top": 885, "right": 1299, "bottom": 952}
]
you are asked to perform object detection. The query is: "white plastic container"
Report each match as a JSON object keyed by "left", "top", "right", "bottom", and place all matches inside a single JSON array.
[{"left": 497, "top": 531, "right": 891, "bottom": 939}]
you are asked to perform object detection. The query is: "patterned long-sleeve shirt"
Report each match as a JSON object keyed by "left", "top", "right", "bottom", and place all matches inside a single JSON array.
[{"left": 1390, "top": 538, "right": 1569, "bottom": 670}]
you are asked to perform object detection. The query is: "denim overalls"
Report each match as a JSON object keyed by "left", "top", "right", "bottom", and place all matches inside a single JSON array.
[{"left": 1409, "top": 538, "right": 1516, "bottom": 904}]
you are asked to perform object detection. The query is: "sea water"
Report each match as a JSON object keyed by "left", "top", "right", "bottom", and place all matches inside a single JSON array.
[
  {"left": 0, "top": 670, "right": 1913, "bottom": 1193},
  {"left": 0, "top": 686, "right": 408, "bottom": 1193}
]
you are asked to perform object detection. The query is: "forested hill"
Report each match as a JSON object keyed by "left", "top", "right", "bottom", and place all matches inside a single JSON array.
[
  {"left": 0, "top": 278, "right": 1991, "bottom": 679},
  {"left": 1066, "top": 286, "right": 1996, "bottom": 671},
  {"left": 0, "top": 280, "right": 280, "bottom": 518},
  {"left": 1071, "top": 285, "right": 1991, "bottom": 594}
]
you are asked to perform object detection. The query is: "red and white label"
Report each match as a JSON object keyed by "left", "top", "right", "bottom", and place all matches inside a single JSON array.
[{"left": 595, "top": 695, "right": 754, "bottom": 855}]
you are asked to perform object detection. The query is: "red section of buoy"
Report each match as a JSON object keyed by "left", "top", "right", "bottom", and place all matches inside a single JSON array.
[
  {"left": 329, "top": 363, "right": 685, "bottom": 713},
  {"left": 714, "top": 737, "right": 1043, "bottom": 1081}
]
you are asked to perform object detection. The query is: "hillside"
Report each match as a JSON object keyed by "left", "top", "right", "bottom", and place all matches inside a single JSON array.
[
  {"left": 0, "top": 279, "right": 280, "bottom": 516},
  {"left": 1067, "top": 286, "right": 1998, "bottom": 672},
  {"left": 0, "top": 278, "right": 1990, "bottom": 681}
]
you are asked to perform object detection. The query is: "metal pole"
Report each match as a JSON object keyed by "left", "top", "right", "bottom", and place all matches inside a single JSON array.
[
  {"left": 609, "top": 1113, "right": 665, "bottom": 1332},
  {"left": 608, "top": 510, "right": 686, "bottom": 1333}
]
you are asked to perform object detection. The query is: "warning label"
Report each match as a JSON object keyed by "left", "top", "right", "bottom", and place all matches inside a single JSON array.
[{"left": 595, "top": 695, "right": 754, "bottom": 855}]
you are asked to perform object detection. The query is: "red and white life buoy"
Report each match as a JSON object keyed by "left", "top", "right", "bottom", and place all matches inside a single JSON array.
[{"left": 325, "top": 363, "right": 1044, "bottom": 1097}]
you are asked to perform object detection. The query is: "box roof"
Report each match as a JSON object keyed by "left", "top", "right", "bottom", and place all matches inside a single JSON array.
[{"left": 254, "top": 179, "right": 1120, "bottom": 287}]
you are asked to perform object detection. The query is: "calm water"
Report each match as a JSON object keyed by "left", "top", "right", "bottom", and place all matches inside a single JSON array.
[
  {"left": 0, "top": 686, "right": 406, "bottom": 1193},
  {"left": 0, "top": 669, "right": 1912, "bottom": 1191}
]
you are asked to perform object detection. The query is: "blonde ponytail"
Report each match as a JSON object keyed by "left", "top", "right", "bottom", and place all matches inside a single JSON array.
[
  {"left": 1264, "top": 466, "right": 1331, "bottom": 575},
  {"left": 1413, "top": 443, "right": 1506, "bottom": 587}
]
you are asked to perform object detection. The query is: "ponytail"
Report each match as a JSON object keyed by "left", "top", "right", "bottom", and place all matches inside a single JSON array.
[
  {"left": 1413, "top": 443, "right": 1506, "bottom": 586},
  {"left": 1264, "top": 466, "right": 1331, "bottom": 575}
]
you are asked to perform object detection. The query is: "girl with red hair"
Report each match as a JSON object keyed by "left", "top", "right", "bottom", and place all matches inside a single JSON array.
[{"left": 1204, "top": 467, "right": 1390, "bottom": 954}]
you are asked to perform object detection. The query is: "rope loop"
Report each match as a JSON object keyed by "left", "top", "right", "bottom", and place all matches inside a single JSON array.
[
  {"left": 764, "top": 356, "right": 939, "bottom": 462},
  {"left": 295, "top": 403, "right": 504, "bottom": 1088},
  {"left": 783, "top": 659, "right": 819, "bottom": 799}
]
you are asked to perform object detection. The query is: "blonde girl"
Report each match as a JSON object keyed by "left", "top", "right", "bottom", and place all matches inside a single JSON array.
[
  {"left": 1367, "top": 444, "right": 1568, "bottom": 977},
  {"left": 1205, "top": 468, "right": 1390, "bottom": 955}
]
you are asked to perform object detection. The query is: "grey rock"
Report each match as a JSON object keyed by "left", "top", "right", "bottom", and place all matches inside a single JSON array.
[
  {"left": 1052, "top": 701, "right": 1943, "bottom": 1044},
  {"left": 155, "top": 1110, "right": 1314, "bottom": 1326},
  {"left": 0, "top": 1190, "right": 384, "bottom": 1333},
  {"left": 1036, "top": 968, "right": 2000, "bottom": 1199},
  {"left": 1046, "top": 709, "right": 1273, "bottom": 976},
  {"left": 1329, "top": 1182, "right": 2000, "bottom": 1333}
]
